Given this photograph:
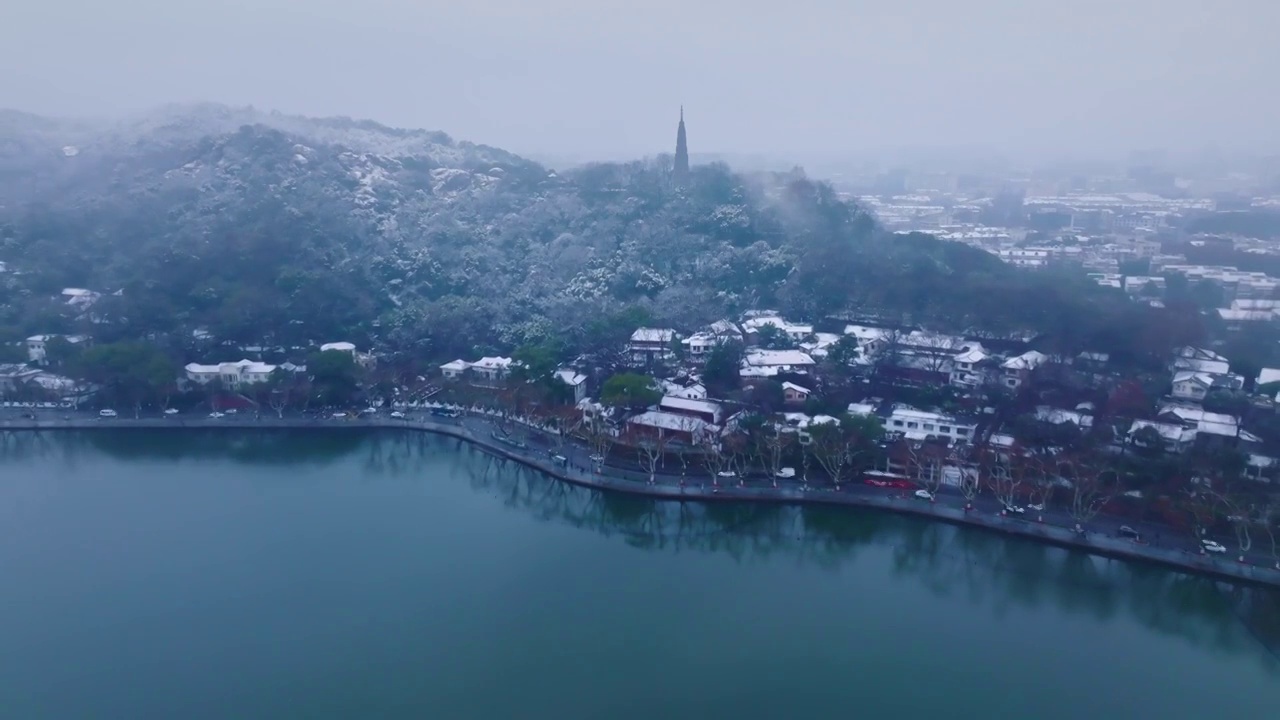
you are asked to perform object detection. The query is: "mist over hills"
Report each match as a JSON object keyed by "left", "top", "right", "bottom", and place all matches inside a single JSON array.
[{"left": 0, "top": 104, "right": 1149, "bottom": 364}]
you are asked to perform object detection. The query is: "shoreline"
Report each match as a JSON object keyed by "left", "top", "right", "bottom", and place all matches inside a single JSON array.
[{"left": 4, "top": 414, "right": 1280, "bottom": 589}]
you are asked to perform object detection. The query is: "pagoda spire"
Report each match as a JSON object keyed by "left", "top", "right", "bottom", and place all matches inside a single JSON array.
[{"left": 673, "top": 106, "right": 689, "bottom": 185}]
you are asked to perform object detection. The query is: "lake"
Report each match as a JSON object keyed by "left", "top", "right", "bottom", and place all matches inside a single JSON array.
[{"left": 1, "top": 429, "right": 1276, "bottom": 718}]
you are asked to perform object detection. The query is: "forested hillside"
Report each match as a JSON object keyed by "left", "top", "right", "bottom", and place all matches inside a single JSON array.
[{"left": 0, "top": 104, "right": 1186, "bottom": 364}]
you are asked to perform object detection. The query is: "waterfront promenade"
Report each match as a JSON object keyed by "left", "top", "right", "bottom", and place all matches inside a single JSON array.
[{"left": 3, "top": 408, "right": 1279, "bottom": 588}]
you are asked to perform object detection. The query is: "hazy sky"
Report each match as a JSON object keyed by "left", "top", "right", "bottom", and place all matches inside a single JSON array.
[{"left": 1, "top": 0, "right": 1276, "bottom": 160}]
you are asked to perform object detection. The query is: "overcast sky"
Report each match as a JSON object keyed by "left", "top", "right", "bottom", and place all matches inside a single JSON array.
[{"left": 1, "top": 0, "right": 1276, "bottom": 161}]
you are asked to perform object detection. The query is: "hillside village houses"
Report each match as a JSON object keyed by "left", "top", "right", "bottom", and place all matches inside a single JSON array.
[{"left": 525, "top": 307, "right": 1280, "bottom": 486}]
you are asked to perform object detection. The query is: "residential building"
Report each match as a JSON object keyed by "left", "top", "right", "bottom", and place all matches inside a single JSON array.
[
  {"left": 658, "top": 396, "right": 723, "bottom": 425},
  {"left": 469, "top": 356, "right": 514, "bottom": 385},
  {"left": 626, "top": 410, "right": 717, "bottom": 445},
  {"left": 1171, "top": 371, "right": 1214, "bottom": 402},
  {"left": 1170, "top": 347, "right": 1231, "bottom": 377},
  {"left": 741, "top": 316, "right": 813, "bottom": 344},
  {"left": 949, "top": 344, "right": 994, "bottom": 388},
  {"left": 741, "top": 349, "right": 816, "bottom": 377},
  {"left": 1000, "top": 350, "right": 1048, "bottom": 390},
  {"left": 440, "top": 359, "right": 469, "bottom": 379},
  {"left": 319, "top": 341, "right": 376, "bottom": 368},
  {"left": 782, "top": 382, "right": 811, "bottom": 404},
  {"left": 628, "top": 328, "right": 678, "bottom": 365},
  {"left": 61, "top": 288, "right": 100, "bottom": 308},
  {"left": 184, "top": 360, "right": 276, "bottom": 388},
  {"left": 555, "top": 369, "right": 588, "bottom": 403}
]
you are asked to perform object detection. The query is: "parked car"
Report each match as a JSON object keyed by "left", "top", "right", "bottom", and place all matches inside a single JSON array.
[
  {"left": 914, "top": 489, "right": 934, "bottom": 501},
  {"left": 1028, "top": 503, "right": 1044, "bottom": 512},
  {"left": 208, "top": 412, "right": 225, "bottom": 418},
  {"left": 1003, "top": 504, "right": 1025, "bottom": 515},
  {"left": 716, "top": 470, "right": 737, "bottom": 479},
  {"left": 775, "top": 467, "right": 796, "bottom": 479},
  {"left": 1201, "top": 539, "right": 1227, "bottom": 554},
  {"left": 163, "top": 408, "right": 179, "bottom": 415},
  {"left": 224, "top": 408, "right": 237, "bottom": 415},
  {"left": 1118, "top": 526, "right": 1141, "bottom": 540},
  {"left": 98, "top": 409, "right": 118, "bottom": 418},
  {"left": 332, "top": 412, "right": 347, "bottom": 419},
  {"left": 390, "top": 411, "right": 406, "bottom": 419}
]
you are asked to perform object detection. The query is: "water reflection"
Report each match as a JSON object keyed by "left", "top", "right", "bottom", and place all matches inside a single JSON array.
[{"left": 3, "top": 428, "right": 1277, "bottom": 667}]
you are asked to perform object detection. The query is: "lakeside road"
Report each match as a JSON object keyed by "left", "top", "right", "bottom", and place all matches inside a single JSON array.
[{"left": 3, "top": 408, "right": 1280, "bottom": 589}]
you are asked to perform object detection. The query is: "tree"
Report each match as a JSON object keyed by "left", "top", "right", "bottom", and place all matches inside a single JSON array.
[
  {"left": 71, "top": 341, "right": 176, "bottom": 417},
  {"left": 906, "top": 440, "right": 947, "bottom": 500},
  {"left": 265, "top": 368, "right": 294, "bottom": 418},
  {"left": 1061, "top": 455, "right": 1117, "bottom": 533},
  {"left": 754, "top": 323, "right": 795, "bottom": 350},
  {"left": 308, "top": 349, "right": 360, "bottom": 407},
  {"left": 1024, "top": 452, "right": 1059, "bottom": 522},
  {"left": 702, "top": 340, "right": 745, "bottom": 395},
  {"left": 807, "top": 420, "right": 852, "bottom": 487},
  {"left": 721, "top": 429, "right": 752, "bottom": 484},
  {"left": 699, "top": 434, "right": 731, "bottom": 487},
  {"left": 958, "top": 463, "right": 981, "bottom": 509},
  {"left": 742, "top": 379, "right": 785, "bottom": 414},
  {"left": 631, "top": 429, "right": 670, "bottom": 484},
  {"left": 582, "top": 418, "right": 615, "bottom": 470},
  {"left": 753, "top": 421, "right": 795, "bottom": 486},
  {"left": 1180, "top": 487, "right": 1219, "bottom": 553},
  {"left": 982, "top": 450, "right": 1024, "bottom": 513},
  {"left": 600, "top": 373, "right": 661, "bottom": 411}
]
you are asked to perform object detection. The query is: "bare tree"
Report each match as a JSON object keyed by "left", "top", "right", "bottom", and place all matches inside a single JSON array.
[
  {"left": 755, "top": 423, "right": 795, "bottom": 486},
  {"left": 907, "top": 441, "right": 946, "bottom": 500},
  {"left": 808, "top": 421, "right": 852, "bottom": 488},
  {"left": 582, "top": 419, "right": 615, "bottom": 472},
  {"left": 1024, "top": 452, "right": 1058, "bottom": 522},
  {"left": 721, "top": 430, "right": 752, "bottom": 486},
  {"left": 983, "top": 451, "right": 1023, "bottom": 513},
  {"left": 1062, "top": 455, "right": 1116, "bottom": 534},
  {"left": 269, "top": 389, "right": 288, "bottom": 418},
  {"left": 1180, "top": 487, "right": 1219, "bottom": 553},
  {"left": 958, "top": 464, "right": 981, "bottom": 509},
  {"left": 1211, "top": 485, "right": 1262, "bottom": 563},
  {"left": 1261, "top": 498, "right": 1280, "bottom": 570},
  {"left": 632, "top": 431, "right": 670, "bottom": 485},
  {"left": 700, "top": 435, "right": 731, "bottom": 487}
]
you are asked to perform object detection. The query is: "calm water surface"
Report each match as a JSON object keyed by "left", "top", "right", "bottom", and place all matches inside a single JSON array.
[{"left": 1, "top": 430, "right": 1277, "bottom": 718}]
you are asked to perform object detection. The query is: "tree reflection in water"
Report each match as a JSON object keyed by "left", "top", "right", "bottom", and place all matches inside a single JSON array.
[{"left": 2, "top": 428, "right": 1277, "bottom": 666}]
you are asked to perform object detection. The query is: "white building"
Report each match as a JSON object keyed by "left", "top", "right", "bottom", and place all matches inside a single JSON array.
[
  {"left": 628, "top": 328, "right": 678, "bottom": 364},
  {"left": 742, "top": 316, "right": 813, "bottom": 342},
  {"left": 184, "top": 360, "right": 276, "bottom": 388},
  {"left": 440, "top": 359, "right": 470, "bottom": 379},
  {"left": 741, "top": 349, "right": 816, "bottom": 377},
  {"left": 319, "top": 341, "right": 375, "bottom": 368},
  {"left": 885, "top": 405, "right": 976, "bottom": 443},
  {"left": 470, "top": 356, "right": 514, "bottom": 384},
  {"left": 1000, "top": 350, "right": 1048, "bottom": 390},
  {"left": 555, "top": 369, "right": 588, "bottom": 403},
  {"left": 1171, "top": 371, "right": 1214, "bottom": 402}
]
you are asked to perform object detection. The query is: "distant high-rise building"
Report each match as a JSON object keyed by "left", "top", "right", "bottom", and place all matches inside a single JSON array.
[{"left": 673, "top": 106, "right": 689, "bottom": 184}]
